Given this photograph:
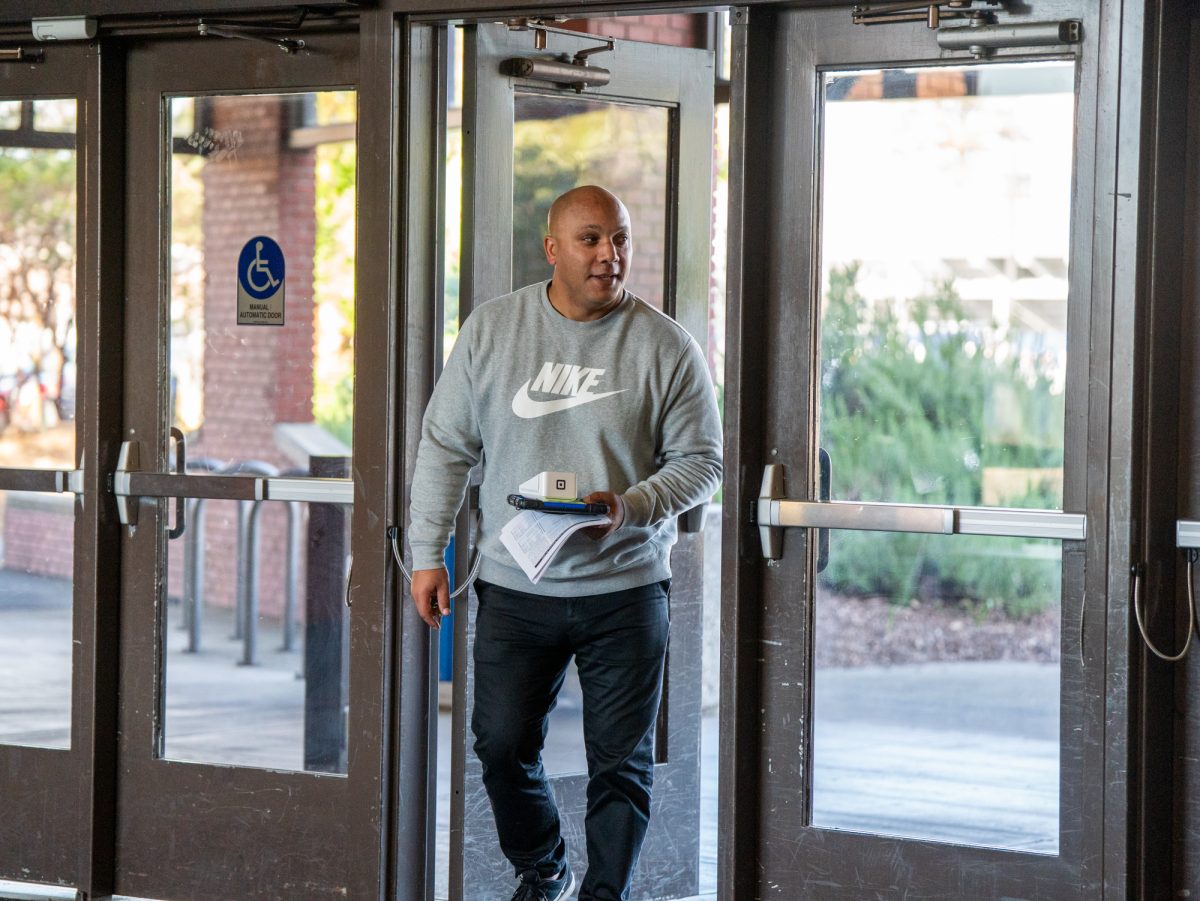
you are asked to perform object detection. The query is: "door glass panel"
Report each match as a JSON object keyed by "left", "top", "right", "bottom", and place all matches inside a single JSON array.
[
  {"left": 168, "top": 91, "right": 357, "bottom": 458},
  {"left": 0, "top": 98, "right": 78, "bottom": 751},
  {"left": 819, "top": 62, "right": 1074, "bottom": 510},
  {"left": 512, "top": 93, "right": 669, "bottom": 309},
  {"left": 163, "top": 89, "right": 356, "bottom": 773},
  {"left": 0, "top": 489, "right": 74, "bottom": 749},
  {"left": 812, "top": 61, "right": 1074, "bottom": 853},
  {"left": 162, "top": 497, "right": 350, "bottom": 774},
  {"left": 813, "top": 529, "right": 1061, "bottom": 853},
  {"left": 0, "top": 98, "right": 78, "bottom": 470}
]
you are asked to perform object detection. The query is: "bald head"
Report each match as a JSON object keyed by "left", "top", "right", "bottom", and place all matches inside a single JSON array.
[
  {"left": 546, "top": 185, "right": 630, "bottom": 237},
  {"left": 542, "top": 185, "right": 633, "bottom": 321}
]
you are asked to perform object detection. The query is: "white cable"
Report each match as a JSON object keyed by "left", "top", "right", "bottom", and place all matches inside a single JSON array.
[
  {"left": 1132, "top": 557, "right": 1197, "bottom": 662},
  {"left": 389, "top": 528, "right": 482, "bottom": 600}
]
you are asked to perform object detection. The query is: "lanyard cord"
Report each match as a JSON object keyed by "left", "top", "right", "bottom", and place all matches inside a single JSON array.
[
  {"left": 387, "top": 525, "right": 482, "bottom": 601},
  {"left": 1132, "top": 551, "right": 1199, "bottom": 662}
]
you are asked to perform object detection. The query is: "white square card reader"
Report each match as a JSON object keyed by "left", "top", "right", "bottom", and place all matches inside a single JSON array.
[{"left": 518, "top": 471, "right": 577, "bottom": 501}]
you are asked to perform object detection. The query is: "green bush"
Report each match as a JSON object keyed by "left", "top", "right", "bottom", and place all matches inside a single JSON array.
[{"left": 818, "top": 265, "right": 1063, "bottom": 617}]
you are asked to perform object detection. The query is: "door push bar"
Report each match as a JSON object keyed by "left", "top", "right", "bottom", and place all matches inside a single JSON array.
[
  {"left": 756, "top": 463, "right": 1086, "bottom": 560},
  {"left": 1178, "top": 520, "right": 1200, "bottom": 549},
  {"left": 112, "top": 438, "right": 354, "bottom": 528},
  {"left": 0, "top": 466, "right": 84, "bottom": 495}
]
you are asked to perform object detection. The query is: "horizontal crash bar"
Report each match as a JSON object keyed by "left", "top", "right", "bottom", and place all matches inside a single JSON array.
[
  {"left": 122, "top": 472, "right": 262, "bottom": 501},
  {"left": 264, "top": 476, "right": 353, "bottom": 505},
  {"left": 956, "top": 507, "right": 1086, "bottom": 540},
  {"left": 0, "top": 878, "right": 78, "bottom": 900},
  {"left": 763, "top": 499, "right": 954, "bottom": 534},
  {"left": 760, "top": 499, "right": 1086, "bottom": 540},
  {"left": 116, "top": 472, "right": 353, "bottom": 505},
  {"left": 1179, "top": 520, "right": 1200, "bottom": 549},
  {"left": 0, "top": 468, "right": 83, "bottom": 494}
]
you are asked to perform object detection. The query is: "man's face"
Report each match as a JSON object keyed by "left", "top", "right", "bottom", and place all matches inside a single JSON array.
[{"left": 544, "top": 193, "right": 633, "bottom": 320}]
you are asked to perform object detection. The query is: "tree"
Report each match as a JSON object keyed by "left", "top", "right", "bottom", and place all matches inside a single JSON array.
[{"left": 0, "top": 143, "right": 77, "bottom": 424}]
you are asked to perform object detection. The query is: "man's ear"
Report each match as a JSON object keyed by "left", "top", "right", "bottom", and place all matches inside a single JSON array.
[{"left": 543, "top": 234, "right": 557, "bottom": 265}]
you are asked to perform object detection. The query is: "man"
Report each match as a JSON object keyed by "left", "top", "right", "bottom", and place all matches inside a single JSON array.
[{"left": 408, "top": 185, "right": 722, "bottom": 901}]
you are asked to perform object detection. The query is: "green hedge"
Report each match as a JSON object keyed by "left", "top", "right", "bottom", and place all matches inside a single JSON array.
[{"left": 818, "top": 265, "right": 1063, "bottom": 617}]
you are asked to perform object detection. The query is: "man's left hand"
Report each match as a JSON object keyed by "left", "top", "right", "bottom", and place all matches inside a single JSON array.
[{"left": 581, "top": 490, "right": 624, "bottom": 540}]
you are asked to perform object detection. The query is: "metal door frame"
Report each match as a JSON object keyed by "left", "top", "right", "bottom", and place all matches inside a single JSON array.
[
  {"left": 0, "top": 41, "right": 120, "bottom": 898},
  {"left": 447, "top": 21, "right": 714, "bottom": 900},
  {"left": 719, "top": 1, "right": 1138, "bottom": 896},
  {"left": 112, "top": 27, "right": 396, "bottom": 900}
]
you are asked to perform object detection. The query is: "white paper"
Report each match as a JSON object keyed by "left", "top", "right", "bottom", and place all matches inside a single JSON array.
[{"left": 499, "top": 509, "right": 610, "bottom": 584}]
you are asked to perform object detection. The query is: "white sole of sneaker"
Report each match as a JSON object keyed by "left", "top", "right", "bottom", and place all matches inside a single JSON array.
[{"left": 551, "top": 872, "right": 577, "bottom": 901}]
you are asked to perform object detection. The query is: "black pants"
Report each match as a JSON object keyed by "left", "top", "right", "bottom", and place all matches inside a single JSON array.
[{"left": 471, "top": 578, "right": 670, "bottom": 901}]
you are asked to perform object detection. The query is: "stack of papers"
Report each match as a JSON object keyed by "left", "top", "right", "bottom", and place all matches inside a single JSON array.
[{"left": 499, "top": 509, "right": 611, "bottom": 584}]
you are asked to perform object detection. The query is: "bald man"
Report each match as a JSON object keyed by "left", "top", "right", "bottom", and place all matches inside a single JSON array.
[{"left": 408, "top": 185, "right": 722, "bottom": 901}]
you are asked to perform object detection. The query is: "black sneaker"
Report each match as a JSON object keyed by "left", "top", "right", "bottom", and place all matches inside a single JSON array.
[{"left": 511, "top": 863, "right": 576, "bottom": 901}]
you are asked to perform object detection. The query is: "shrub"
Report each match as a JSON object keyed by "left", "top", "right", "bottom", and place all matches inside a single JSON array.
[{"left": 818, "top": 265, "right": 1063, "bottom": 617}]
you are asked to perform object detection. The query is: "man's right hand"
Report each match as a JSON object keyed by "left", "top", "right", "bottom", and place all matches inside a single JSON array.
[{"left": 411, "top": 567, "right": 450, "bottom": 629}]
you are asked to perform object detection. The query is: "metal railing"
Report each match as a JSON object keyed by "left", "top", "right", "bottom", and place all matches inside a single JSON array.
[{"left": 180, "top": 461, "right": 317, "bottom": 664}]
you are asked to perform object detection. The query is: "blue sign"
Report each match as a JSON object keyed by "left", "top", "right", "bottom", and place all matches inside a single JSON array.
[
  {"left": 237, "top": 236, "right": 286, "bottom": 326},
  {"left": 238, "top": 236, "right": 285, "bottom": 299}
]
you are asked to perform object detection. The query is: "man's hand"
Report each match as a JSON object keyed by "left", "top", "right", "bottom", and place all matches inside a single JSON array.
[
  {"left": 581, "top": 490, "right": 624, "bottom": 540},
  {"left": 410, "top": 567, "right": 450, "bottom": 629}
]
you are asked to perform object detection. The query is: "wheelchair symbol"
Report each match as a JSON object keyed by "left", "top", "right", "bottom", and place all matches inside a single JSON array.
[{"left": 246, "top": 240, "right": 280, "bottom": 293}]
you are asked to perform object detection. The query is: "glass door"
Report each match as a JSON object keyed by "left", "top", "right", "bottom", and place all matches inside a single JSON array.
[
  {"left": 112, "top": 30, "right": 388, "bottom": 899},
  {"left": 740, "top": 3, "right": 1105, "bottom": 895},
  {"left": 0, "top": 44, "right": 95, "bottom": 894},
  {"left": 451, "top": 22, "right": 714, "bottom": 901}
]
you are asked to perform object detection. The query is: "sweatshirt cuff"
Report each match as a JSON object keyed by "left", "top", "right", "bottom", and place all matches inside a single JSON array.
[
  {"left": 619, "top": 488, "right": 651, "bottom": 529},
  {"left": 410, "top": 542, "right": 449, "bottom": 571}
]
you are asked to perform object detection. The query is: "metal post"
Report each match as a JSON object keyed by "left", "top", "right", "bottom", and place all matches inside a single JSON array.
[
  {"left": 184, "top": 497, "right": 208, "bottom": 652},
  {"left": 233, "top": 500, "right": 249, "bottom": 640},
  {"left": 181, "top": 497, "right": 197, "bottom": 633},
  {"left": 304, "top": 454, "right": 349, "bottom": 772},
  {"left": 281, "top": 500, "right": 301, "bottom": 651},
  {"left": 240, "top": 500, "right": 264, "bottom": 666},
  {"left": 181, "top": 457, "right": 222, "bottom": 649},
  {"left": 225, "top": 460, "right": 278, "bottom": 650},
  {"left": 278, "top": 466, "right": 307, "bottom": 653}
]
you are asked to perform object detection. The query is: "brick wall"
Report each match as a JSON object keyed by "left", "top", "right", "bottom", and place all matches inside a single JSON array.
[
  {"left": 566, "top": 14, "right": 705, "bottom": 48},
  {"left": 2, "top": 493, "right": 73, "bottom": 580}
]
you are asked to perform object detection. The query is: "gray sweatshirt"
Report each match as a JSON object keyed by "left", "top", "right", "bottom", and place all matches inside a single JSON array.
[{"left": 408, "top": 281, "right": 723, "bottom": 596}]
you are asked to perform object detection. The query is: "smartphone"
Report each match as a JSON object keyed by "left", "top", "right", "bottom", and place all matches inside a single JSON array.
[{"left": 507, "top": 494, "right": 609, "bottom": 515}]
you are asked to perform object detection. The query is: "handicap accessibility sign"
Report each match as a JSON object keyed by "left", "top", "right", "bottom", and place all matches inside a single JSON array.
[{"left": 237, "top": 235, "right": 285, "bottom": 326}]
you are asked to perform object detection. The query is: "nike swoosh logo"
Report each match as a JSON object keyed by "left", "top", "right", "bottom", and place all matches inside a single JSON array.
[{"left": 511, "top": 381, "right": 626, "bottom": 419}]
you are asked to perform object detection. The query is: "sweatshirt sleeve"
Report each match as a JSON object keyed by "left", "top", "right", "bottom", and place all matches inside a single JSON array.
[
  {"left": 620, "top": 337, "right": 723, "bottom": 528},
  {"left": 407, "top": 320, "right": 483, "bottom": 570}
]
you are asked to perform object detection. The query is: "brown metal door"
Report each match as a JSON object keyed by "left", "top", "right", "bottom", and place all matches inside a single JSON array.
[
  {"left": 451, "top": 22, "right": 715, "bottom": 901},
  {"left": 725, "top": 2, "right": 1111, "bottom": 896},
  {"left": 110, "top": 30, "right": 390, "bottom": 900},
  {"left": 0, "top": 42, "right": 106, "bottom": 897}
]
